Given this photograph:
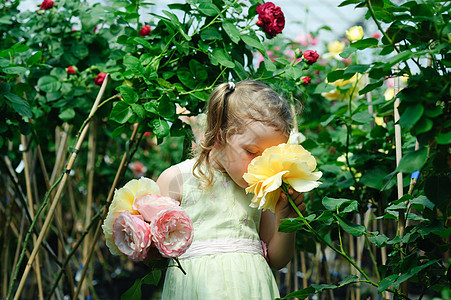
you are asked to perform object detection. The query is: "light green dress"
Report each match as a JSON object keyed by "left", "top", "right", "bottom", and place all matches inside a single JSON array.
[{"left": 162, "top": 159, "right": 280, "bottom": 299}]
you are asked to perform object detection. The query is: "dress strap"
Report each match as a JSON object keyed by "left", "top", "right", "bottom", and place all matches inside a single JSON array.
[{"left": 179, "top": 238, "right": 264, "bottom": 259}]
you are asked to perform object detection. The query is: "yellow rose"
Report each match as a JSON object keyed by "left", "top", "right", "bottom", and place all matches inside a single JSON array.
[
  {"left": 327, "top": 40, "right": 345, "bottom": 55},
  {"left": 322, "top": 74, "right": 364, "bottom": 101},
  {"left": 384, "top": 88, "right": 394, "bottom": 100},
  {"left": 346, "top": 26, "right": 364, "bottom": 42},
  {"left": 102, "top": 177, "right": 160, "bottom": 256},
  {"left": 243, "top": 144, "right": 322, "bottom": 212}
]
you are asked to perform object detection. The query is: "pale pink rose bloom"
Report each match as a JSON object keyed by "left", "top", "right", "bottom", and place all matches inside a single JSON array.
[
  {"left": 133, "top": 194, "right": 180, "bottom": 222},
  {"left": 296, "top": 33, "right": 318, "bottom": 47},
  {"left": 151, "top": 207, "right": 194, "bottom": 258},
  {"left": 128, "top": 161, "right": 147, "bottom": 177},
  {"left": 113, "top": 211, "right": 152, "bottom": 261}
]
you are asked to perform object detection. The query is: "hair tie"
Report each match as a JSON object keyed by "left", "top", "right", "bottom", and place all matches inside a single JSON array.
[{"left": 227, "top": 82, "right": 235, "bottom": 91}]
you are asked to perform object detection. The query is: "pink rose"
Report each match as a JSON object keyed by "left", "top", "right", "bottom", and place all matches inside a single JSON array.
[
  {"left": 67, "top": 66, "right": 76, "bottom": 75},
  {"left": 372, "top": 33, "right": 381, "bottom": 39},
  {"left": 301, "top": 76, "right": 311, "bottom": 86},
  {"left": 303, "top": 50, "right": 319, "bottom": 65},
  {"left": 40, "top": 0, "right": 54, "bottom": 10},
  {"left": 139, "top": 25, "right": 151, "bottom": 37},
  {"left": 151, "top": 207, "right": 194, "bottom": 258},
  {"left": 94, "top": 72, "right": 107, "bottom": 86},
  {"left": 113, "top": 211, "right": 152, "bottom": 261},
  {"left": 256, "top": 2, "right": 285, "bottom": 39},
  {"left": 133, "top": 194, "right": 180, "bottom": 222}
]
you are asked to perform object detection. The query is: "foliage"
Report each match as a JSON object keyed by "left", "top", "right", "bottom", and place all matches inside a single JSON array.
[{"left": 0, "top": 0, "right": 449, "bottom": 299}]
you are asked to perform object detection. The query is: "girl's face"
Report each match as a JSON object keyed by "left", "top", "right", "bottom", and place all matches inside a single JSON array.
[{"left": 213, "top": 122, "right": 288, "bottom": 188}]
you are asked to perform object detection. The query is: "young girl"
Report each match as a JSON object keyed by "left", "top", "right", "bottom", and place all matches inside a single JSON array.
[{"left": 157, "top": 80, "right": 305, "bottom": 299}]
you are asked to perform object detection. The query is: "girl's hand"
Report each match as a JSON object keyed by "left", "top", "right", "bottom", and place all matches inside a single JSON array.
[{"left": 275, "top": 187, "right": 305, "bottom": 220}]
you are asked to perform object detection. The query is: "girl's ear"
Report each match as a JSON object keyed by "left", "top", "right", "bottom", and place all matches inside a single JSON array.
[{"left": 213, "top": 130, "right": 225, "bottom": 149}]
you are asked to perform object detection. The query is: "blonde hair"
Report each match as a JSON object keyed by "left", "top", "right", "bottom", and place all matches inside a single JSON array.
[{"left": 193, "top": 80, "right": 292, "bottom": 188}]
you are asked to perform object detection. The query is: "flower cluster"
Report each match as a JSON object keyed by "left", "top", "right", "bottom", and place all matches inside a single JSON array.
[
  {"left": 102, "top": 177, "right": 193, "bottom": 261},
  {"left": 256, "top": 2, "right": 285, "bottom": 39},
  {"left": 322, "top": 73, "right": 365, "bottom": 101},
  {"left": 243, "top": 144, "right": 322, "bottom": 212}
]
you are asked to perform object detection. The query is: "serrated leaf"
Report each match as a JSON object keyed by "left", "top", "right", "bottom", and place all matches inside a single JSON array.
[
  {"left": 37, "top": 75, "right": 61, "bottom": 93},
  {"left": 198, "top": 2, "right": 220, "bottom": 16},
  {"left": 336, "top": 215, "right": 366, "bottom": 236},
  {"left": 4, "top": 93, "right": 32, "bottom": 117},
  {"left": 241, "top": 35, "right": 264, "bottom": 52},
  {"left": 110, "top": 101, "right": 133, "bottom": 124},
  {"left": 3, "top": 66, "right": 28, "bottom": 75},
  {"left": 223, "top": 21, "right": 241, "bottom": 44},
  {"left": 117, "top": 85, "right": 138, "bottom": 104},
  {"left": 351, "top": 111, "right": 373, "bottom": 124},
  {"left": 152, "top": 118, "right": 170, "bottom": 138},
  {"left": 212, "top": 48, "right": 235, "bottom": 68}
]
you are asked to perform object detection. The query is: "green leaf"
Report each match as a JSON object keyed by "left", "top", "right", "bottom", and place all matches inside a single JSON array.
[
  {"left": 410, "top": 195, "right": 434, "bottom": 210},
  {"left": 344, "top": 64, "right": 370, "bottom": 74},
  {"left": 131, "top": 103, "right": 145, "bottom": 120},
  {"left": 398, "top": 103, "right": 424, "bottom": 130},
  {"left": 121, "top": 270, "right": 162, "bottom": 300},
  {"left": 198, "top": 2, "right": 220, "bottom": 16},
  {"left": 152, "top": 119, "right": 170, "bottom": 138},
  {"left": 189, "top": 60, "right": 208, "bottom": 82},
  {"left": 117, "top": 85, "right": 138, "bottom": 104},
  {"left": 212, "top": 48, "right": 235, "bottom": 68},
  {"left": 350, "top": 38, "right": 378, "bottom": 49},
  {"left": 71, "top": 43, "right": 89, "bottom": 59},
  {"left": 368, "top": 233, "right": 389, "bottom": 247},
  {"left": 339, "top": 274, "right": 359, "bottom": 286},
  {"left": 314, "top": 82, "right": 334, "bottom": 94},
  {"left": 282, "top": 286, "right": 316, "bottom": 299},
  {"left": 359, "top": 167, "right": 388, "bottom": 190},
  {"left": 4, "top": 93, "right": 32, "bottom": 118},
  {"left": 336, "top": 215, "right": 366, "bottom": 236},
  {"left": 311, "top": 283, "right": 337, "bottom": 292},
  {"left": 37, "top": 75, "right": 61, "bottom": 93},
  {"left": 322, "top": 197, "right": 356, "bottom": 212},
  {"left": 413, "top": 117, "right": 433, "bottom": 135},
  {"left": 110, "top": 101, "right": 133, "bottom": 124},
  {"left": 327, "top": 69, "right": 345, "bottom": 83},
  {"left": 177, "top": 67, "right": 196, "bottom": 88},
  {"left": 200, "top": 27, "right": 222, "bottom": 41},
  {"left": 378, "top": 274, "right": 398, "bottom": 293},
  {"left": 339, "top": 47, "right": 357, "bottom": 59},
  {"left": 2, "top": 66, "right": 28, "bottom": 75},
  {"left": 392, "top": 260, "right": 438, "bottom": 289},
  {"left": 397, "top": 148, "right": 428, "bottom": 173},
  {"left": 351, "top": 111, "right": 373, "bottom": 124},
  {"left": 241, "top": 35, "right": 265, "bottom": 52},
  {"left": 158, "top": 95, "right": 176, "bottom": 119},
  {"left": 436, "top": 131, "right": 451, "bottom": 144},
  {"left": 129, "top": 36, "right": 152, "bottom": 49},
  {"left": 59, "top": 108, "right": 76, "bottom": 121},
  {"left": 223, "top": 21, "right": 241, "bottom": 44}
]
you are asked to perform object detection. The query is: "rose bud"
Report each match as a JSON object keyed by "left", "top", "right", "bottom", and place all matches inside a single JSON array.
[
  {"left": 67, "top": 66, "right": 76, "bottom": 75},
  {"left": 301, "top": 76, "right": 311, "bottom": 86},
  {"left": 139, "top": 25, "right": 151, "bottom": 37},
  {"left": 303, "top": 50, "right": 319, "bottom": 65},
  {"left": 294, "top": 48, "right": 303, "bottom": 58},
  {"left": 40, "top": 0, "right": 54, "bottom": 10},
  {"left": 94, "top": 72, "right": 107, "bottom": 86}
]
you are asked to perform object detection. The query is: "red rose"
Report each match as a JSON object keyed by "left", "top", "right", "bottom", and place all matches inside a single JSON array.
[
  {"left": 67, "top": 66, "right": 76, "bottom": 75},
  {"left": 139, "top": 25, "right": 151, "bottom": 37},
  {"left": 303, "top": 50, "right": 319, "bottom": 65},
  {"left": 301, "top": 76, "right": 311, "bottom": 86},
  {"left": 256, "top": 2, "right": 285, "bottom": 39},
  {"left": 94, "top": 73, "right": 107, "bottom": 86},
  {"left": 40, "top": 0, "right": 54, "bottom": 10}
]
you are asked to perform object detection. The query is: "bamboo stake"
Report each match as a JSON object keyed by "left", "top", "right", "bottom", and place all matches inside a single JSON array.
[
  {"left": 300, "top": 251, "right": 307, "bottom": 290},
  {"left": 11, "top": 74, "right": 110, "bottom": 300},
  {"left": 81, "top": 121, "right": 97, "bottom": 299},
  {"left": 21, "top": 135, "right": 44, "bottom": 300},
  {"left": 73, "top": 123, "right": 140, "bottom": 300}
]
